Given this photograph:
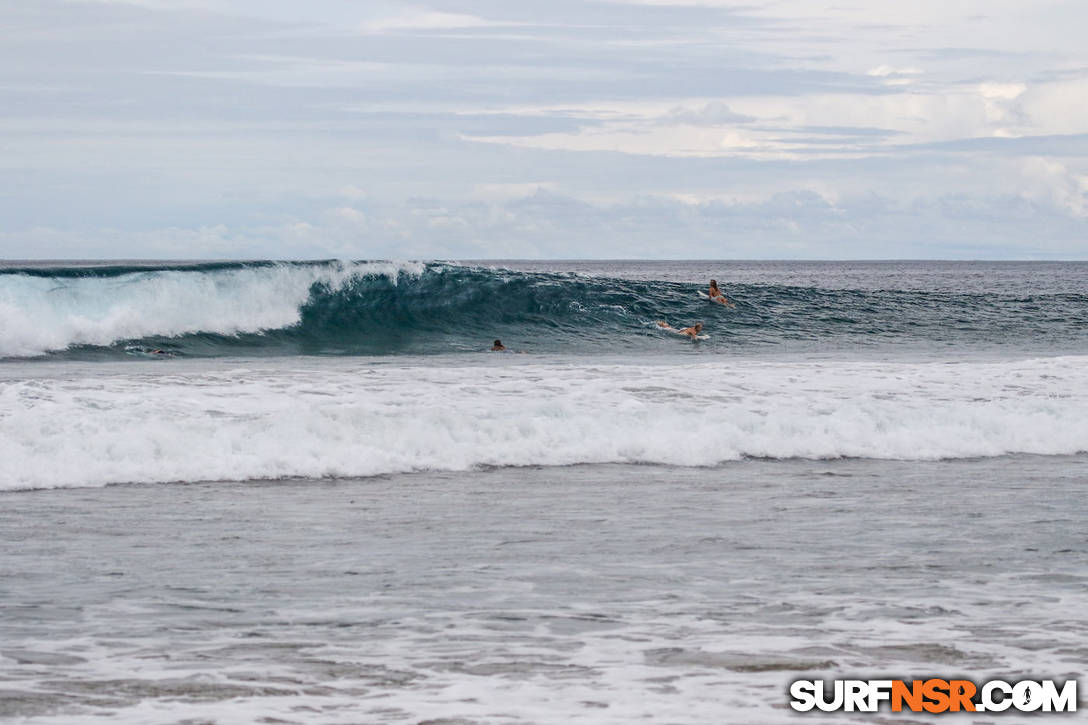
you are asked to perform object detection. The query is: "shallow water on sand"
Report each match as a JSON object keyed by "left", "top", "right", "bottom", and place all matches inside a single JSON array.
[{"left": 2, "top": 457, "right": 1085, "bottom": 723}]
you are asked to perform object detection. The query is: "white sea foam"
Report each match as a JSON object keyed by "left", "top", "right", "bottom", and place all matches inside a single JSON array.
[
  {"left": 0, "top": 261, "right": 423, "bottom": 358},
  {"left": 2, "top": 356, "right": 1087, "bottom": 490}
]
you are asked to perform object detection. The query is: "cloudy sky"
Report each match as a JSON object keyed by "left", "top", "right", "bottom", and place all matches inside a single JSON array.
[{"left": 2, "top": 0, "right": 1086, "bottom": 259}]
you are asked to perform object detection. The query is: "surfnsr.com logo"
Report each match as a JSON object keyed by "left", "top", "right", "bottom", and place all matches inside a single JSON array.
[{"left": 789, "top": 678, "right": 1078, "bottom": 713}]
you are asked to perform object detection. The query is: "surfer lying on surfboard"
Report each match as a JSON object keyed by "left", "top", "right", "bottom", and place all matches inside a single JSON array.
[
  {"left": 707, "top": 279, "right": 735, "bottom": 307},
  {"left": 656, "top": 321, "right": 706, "bottom": 339}
]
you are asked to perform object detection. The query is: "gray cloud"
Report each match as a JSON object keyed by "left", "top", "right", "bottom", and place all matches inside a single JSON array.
[
  {"left": 7, "top": 186, "right": 1085, "bottom": 261},
  {"left": 1, "top": 0, "right": 1086, "bottom": 258}
]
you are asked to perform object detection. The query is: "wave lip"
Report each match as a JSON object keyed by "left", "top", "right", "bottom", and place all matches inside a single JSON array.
[
  {"left": 3, "top": 260, "right": 1088, "bottom": 359},
  {"left": 2, "top": 356, "right": 1086, "bottom": 491},
  {"left": 0, "top": 261, "right": 423, "bottom": 358}
]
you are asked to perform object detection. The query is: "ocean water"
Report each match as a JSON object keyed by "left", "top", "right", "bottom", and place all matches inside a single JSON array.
[{"left": 1, "top": 260, "right": 1086, "bottom": 723}]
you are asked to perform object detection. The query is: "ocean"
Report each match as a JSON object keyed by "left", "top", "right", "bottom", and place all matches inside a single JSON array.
[{"left": 1, "top": 260, "right": 1085, "bottom": 723}]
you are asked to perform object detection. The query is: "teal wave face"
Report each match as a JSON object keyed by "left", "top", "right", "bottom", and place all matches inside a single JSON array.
[
  {"left": 2, "top": 261, "right": 1087, "bottom": 359},
  {"left": 119, "top": 264, "right": 716, "bottom": 356}
]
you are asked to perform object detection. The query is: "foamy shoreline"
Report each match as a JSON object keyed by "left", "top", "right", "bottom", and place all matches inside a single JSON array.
[{"left": 2, "top": 459, "right": 1084, "bottom": 723}]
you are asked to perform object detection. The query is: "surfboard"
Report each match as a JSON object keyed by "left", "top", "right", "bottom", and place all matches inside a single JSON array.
[
  {"left": 659, "top": 326, "right": 709, "bottom": 340},
  {"left": 124, "top": 346, "right": 176, "bottom": 358},
  {"left": 699, "top": 290, "right": 733, "bottom": 305},
  {"left": 698, "top": 290, "right": 735, "bottom": 308}
]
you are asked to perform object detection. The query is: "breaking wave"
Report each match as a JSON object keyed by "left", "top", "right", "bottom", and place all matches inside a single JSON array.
[
  {"left": 2, "top": 356, "right": 1086, "bottom": 490},
  {"left": 2, "top": 260, "right": 1088, "bottom": 359}
]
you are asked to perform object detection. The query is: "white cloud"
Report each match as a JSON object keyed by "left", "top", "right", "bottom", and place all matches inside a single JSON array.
[
  {"left": 663, "top": 101, "right": 754, "bottom": 125},
  {"left": 5, "top": 180, "right": 1086, "bottom": 260},
  {"left": 3, "top": 0, "right": 1088, "bottom": 258},
  {"left": 1020, "top": 157, "right": 1088, "bottom": 217},
  {"left": 1016, "top": 75, "right": 1088, "bottom": 136},
  {"left": 470, "top": 182, "right": 558, "bottom": 201},
  {"left": 359, "top": 9, "right": 507, "bottom": 33},
  {"left": 334, "top": 206, "right": 366, "bottom": 223},
  {"left": 339, "top": 185, "right": 369, "bottom": 201},
  {"left": 867, "top": 66, "right": 924, "bottom": 78},
  {"left": 979, "top": 82, "right": 1027, "bottom": 101},
  {"left": 462, "top": 71, "right": 1087, "bottom": 159}
]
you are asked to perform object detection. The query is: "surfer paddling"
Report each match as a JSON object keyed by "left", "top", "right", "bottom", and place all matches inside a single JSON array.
[
  {"left": 656, "top": 321, "right": 704, "bottom": 339},
  {"left": 489, "top": 339, "right": 506, "bottom": 351},
  {"left": 707, "top": 279, "right": 734, "bottom": 307}
]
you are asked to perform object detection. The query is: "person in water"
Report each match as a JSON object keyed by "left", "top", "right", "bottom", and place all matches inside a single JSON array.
[
  {"left": 708, "top": 279, "right": 735, "bottom": 307},
  {"left": 656, "top": 321, "right": 704, "bottom": 338},
  {"left": 490, "top": 339, "right": 506, "bottom": 351}
]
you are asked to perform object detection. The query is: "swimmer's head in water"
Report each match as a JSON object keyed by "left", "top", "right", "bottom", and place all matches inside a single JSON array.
[
  {"left": 694, "top": 323, "right": 703, "bottom": 332},
  {"left": 493, "top": 339, "right": 502, "bottom": 347}
]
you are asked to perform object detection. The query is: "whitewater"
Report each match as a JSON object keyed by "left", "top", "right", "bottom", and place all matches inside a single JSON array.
[
  {"left": 2, "top": 355, "right": 1087, "bottom": 491},
  {"left": 2, "top": 260, "right": 1086, "bottom": 724},
  {"left": 0, "top": 261, "right": 424, "bottom": 358},
  {"left": 3, "top": 259, "right": 1088, "bottom": 359},
  {"left": 3, "top": 259, "right": 1088, "bottom": 491}
]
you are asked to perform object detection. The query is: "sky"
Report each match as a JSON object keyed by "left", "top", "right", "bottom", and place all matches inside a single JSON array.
[{"left": 1, "top": 0, "right": 1086, "bottom": 259}]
